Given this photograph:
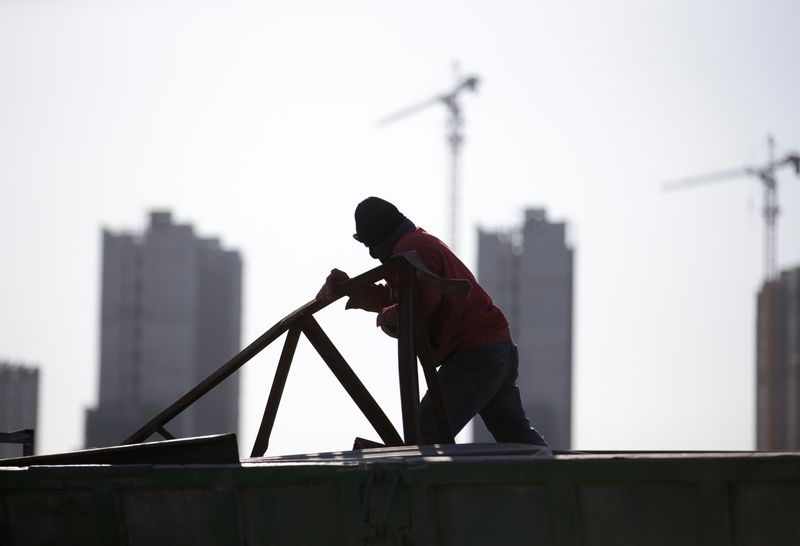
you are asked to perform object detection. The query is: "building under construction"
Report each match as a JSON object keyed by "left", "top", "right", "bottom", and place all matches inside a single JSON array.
[
  {"left": 473, "top": 209, "right": 573, "bottom": 449},
  {"left": 85, "top": 211, "right": 242, "bottom": 448},
  {"left": 757, "top": 265, "right": 800, "bottom": 450}
]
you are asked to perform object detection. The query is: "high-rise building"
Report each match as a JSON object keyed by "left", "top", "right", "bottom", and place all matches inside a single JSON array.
[
  {"left": 756, "top": 266, "right": 800, "bottom": 450},
  {"left": 0, "top": 362, "right": 39, "bottom": 458},
  {"left": 85, "top": 211, "right": 242, "bottom": 448},
  {"left": 472, "top": 209, "right": 574, "bottom": 449}
]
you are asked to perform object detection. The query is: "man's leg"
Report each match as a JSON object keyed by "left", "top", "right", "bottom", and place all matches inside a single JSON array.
[
  {"left": 479, "top": 344, "right": 548, "bottom": 446},
  {"left": 418, "top": 342, "right": 512, "bottom": 445}
]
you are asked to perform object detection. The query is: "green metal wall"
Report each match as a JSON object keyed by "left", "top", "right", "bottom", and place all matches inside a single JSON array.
[{"left": 1, "top": 453, "right": 799, "bottom": 545}]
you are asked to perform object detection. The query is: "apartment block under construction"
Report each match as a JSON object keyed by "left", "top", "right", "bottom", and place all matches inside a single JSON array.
[
  {"left": 756, "top": 265, "right": 800, "bottom": 450},
  {"left": 84, "top": 212, "right": 242, "bottom": 448},
  {"left": 472, "top": 209, "right": 574, "bottom": 450}
]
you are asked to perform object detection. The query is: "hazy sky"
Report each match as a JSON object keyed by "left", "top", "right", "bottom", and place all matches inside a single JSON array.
[{"left": 1, "top": 0, "right": 798, "bottom": 456}]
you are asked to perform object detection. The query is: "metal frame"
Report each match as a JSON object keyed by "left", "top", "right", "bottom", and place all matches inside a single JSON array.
[
  {"left": 0, "top": 429, "right": 34, "bottom": 457},
  {"left": 121, "top": 252, "right": 471, "bottom": 457}
]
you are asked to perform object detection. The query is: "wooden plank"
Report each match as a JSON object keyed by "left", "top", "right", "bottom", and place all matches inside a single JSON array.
[
  {"left": 121, "top": 316, "right": 291, "bottom": 445},
  {"left": 0, "top": 434, "right": 240, "bottom": 466},
  {"left": 301, "top": 316, "right": 403, "bottom": 447},
  {"left": 157, "top": 427, "right": 176, "bottom": 440},
  {"left": 397, "top": 262, "right": 420, "bottom": 445},
  {"left": 122, "top": 262, "right": 395, "bottom": 445},
  {"left": 414, "top": 297, "right": 455, "bottom": 444},
  {"left": 250, "top": 326, "right": 302, "bottom": 457}
]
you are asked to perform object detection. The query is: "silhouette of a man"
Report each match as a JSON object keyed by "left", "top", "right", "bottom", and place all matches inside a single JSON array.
[{"left": 320, "top": 196, "right": 548, "bottom": 447}]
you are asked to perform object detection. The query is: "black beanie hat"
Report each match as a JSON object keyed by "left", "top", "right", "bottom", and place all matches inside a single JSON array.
[{"left": 353, "top": 197, "right": 406, "bottom": 247}]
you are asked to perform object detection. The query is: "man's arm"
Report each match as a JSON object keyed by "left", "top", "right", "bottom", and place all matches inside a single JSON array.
[
  {"left": 317, "top": 268, "right": 391, "bottom": 312},
  {"left": 346, "top": 283, "right": 391, "bottom": 312}
]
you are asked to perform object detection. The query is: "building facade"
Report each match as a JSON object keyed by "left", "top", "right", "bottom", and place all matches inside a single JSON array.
[
  {"left": 0, "top": 362, "right": 39, "bottom": 458},
  {"left": 756, "top": 266, "right": 800, "bottom": 450},
  {"left": 85, "top": 211, "right": 242, "bottom": 448},
  {"left": 472, "top": 209, "right": 574, "bottom": 449}
]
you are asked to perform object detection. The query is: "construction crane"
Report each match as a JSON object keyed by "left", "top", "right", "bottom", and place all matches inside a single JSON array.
[
  {"left": 378, "top": 69, "right": 480, "bottom": 253},
  {"left": 664, "top": 137, "right": 800, "bottom": 450},
  {"left": 663, "top": 136, "right": 800, "bottom": 281}
]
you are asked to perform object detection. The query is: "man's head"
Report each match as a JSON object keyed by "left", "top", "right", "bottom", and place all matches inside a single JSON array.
[{"left": 353, "top": 197, "right": 406, "bottom": 248}]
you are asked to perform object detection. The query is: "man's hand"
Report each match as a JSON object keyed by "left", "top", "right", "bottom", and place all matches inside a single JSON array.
[
  {"left": 377, "top": 305, "right": 399, "bottom": 338},
  {"left": 316, "top": 268, "right": 350, "bottom": 302},
  {"left": 376, "top": 305, "right": 398, "bottom": 327}
]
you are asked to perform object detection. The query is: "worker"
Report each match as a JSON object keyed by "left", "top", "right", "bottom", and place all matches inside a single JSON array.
[{"left": 319, "top": 196, "right": 548, "bottom": 448}]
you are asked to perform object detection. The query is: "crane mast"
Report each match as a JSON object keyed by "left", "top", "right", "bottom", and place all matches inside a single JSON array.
[
  {"left": 763, "top": 136, "right": 779, "bottom": 281},
  {"left": 379, "top": 69, "right": 480, "bottom": 253}
]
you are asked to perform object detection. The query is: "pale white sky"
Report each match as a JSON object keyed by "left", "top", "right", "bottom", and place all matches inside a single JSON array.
[{"left": 1, "top": 0, "right": 798, "bottom": 456}]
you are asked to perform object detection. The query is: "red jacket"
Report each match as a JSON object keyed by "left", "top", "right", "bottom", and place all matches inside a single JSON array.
[{"left": 346, "top": 228, "right": 511, "bottom": 364}]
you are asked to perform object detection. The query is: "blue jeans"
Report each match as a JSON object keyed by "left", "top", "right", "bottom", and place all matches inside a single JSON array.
[{"left": 419, "top": 340, "right": 549, "bottom": 446}]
